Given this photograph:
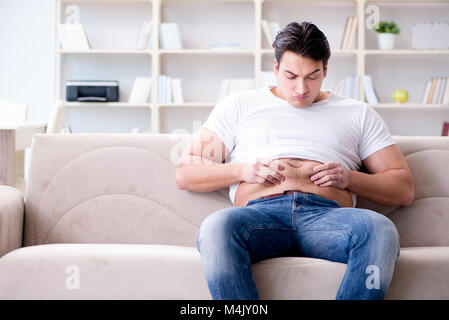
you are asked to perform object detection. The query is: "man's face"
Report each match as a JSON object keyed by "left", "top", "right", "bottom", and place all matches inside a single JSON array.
[{"left": 273, "top": 51, "right": 327, "bottom": 108}]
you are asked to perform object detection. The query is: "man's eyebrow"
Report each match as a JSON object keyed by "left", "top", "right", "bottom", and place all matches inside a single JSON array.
[{"left": 284, "top": 68, "right": 320, "bottom": 77}]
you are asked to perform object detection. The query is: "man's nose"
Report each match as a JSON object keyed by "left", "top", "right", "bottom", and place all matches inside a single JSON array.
[{"left": 294, "top": 78, "right": 307, "bottom": 94}]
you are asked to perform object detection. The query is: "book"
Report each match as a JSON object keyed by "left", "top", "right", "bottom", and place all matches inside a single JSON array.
[
  {"left": 129, "top": 77, "right": 152, "bottom": 104},
  {"left": 135, "top": 20, "right": 153, "bottom": 50},
  {"left": 422, "top": 79, "right": 432, "bottom": 104},
  {"left": 427, "top": 77, "right": 437, "bottom": 104},
  {"left": 58, "top": 24, "right": 90, "bottom": 50},
  {"left": 442, "top": 77, "right": 449, "bottom": 104},
  {"left": 340, "top": 17, "right": 351, "bottom": 50},
  {"left": 363, "top": 75, "right": 379, "bottom": 105},
  {"left": 160, "top": 23, "right": 183, "bottom": 50},
  {"left": 345, "top": 17, "right": 357, "bottom": 50},
  {"left": 432, "top": 77, "right": 442, "bottom": 104},
  {"left": 172, "top": 78, "right": 184, "bottom": 104},
  {"left": 261, "top": 20, "right": 273, "bottom": 46},
  {"left": 442, "top": 122, "right": 449, "bottom": 136},
  {"left": 437, "top": 77, "right": 446, "bottom": 104}
]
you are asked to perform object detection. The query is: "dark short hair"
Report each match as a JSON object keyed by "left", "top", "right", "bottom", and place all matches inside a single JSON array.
[{"left": 272, "top": 21, "right": 331, "bottom": 69}]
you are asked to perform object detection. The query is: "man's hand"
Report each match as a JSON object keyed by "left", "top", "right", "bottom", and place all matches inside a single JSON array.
[
  {"left": 240, "top": 157, "right": 286, "bottom": 186},
  {"left": 310, "top": 162, "right": 351, "bottom": 189}
]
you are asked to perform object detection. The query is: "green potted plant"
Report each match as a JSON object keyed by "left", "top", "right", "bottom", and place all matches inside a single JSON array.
[{"left": 373, "top": 21, "right": 400, "bottom": 50}]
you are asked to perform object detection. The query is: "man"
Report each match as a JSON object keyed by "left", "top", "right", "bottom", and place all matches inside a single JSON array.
[{"left": 175, "top": 21, "right": 414, "bottom": 300}]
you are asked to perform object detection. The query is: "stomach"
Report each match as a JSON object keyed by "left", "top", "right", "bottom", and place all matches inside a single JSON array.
[{"left": 234, "top": 157, "right": 353, "bottom": 207}]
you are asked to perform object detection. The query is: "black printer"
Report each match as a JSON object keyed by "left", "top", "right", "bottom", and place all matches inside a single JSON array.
[{"left": 66, "top": 80, "right": 119, "bottom": 102}]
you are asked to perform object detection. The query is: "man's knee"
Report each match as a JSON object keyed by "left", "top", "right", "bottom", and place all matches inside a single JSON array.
[{"left": 197, "top": 207, "right": 250, "bottom": 253}]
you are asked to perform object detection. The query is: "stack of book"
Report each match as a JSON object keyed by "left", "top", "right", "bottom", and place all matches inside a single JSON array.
[
  {"left": 158, "top": 75, "right": 184, "bottom": 104},
  {"left": 135, "top": 20, "right": 153, "bottom": 50},
  {"left": 261, "top": 20, "right": 281, "bottom": 46},
  {"left": 219, "top": 78, "right": 256, "bottom": 100},
  {"left": 422, "top": 77, "right": 449, "bottom": 104},
  {"left": 340, "top": 16, "right": 357, "bottom": 50},
  {"left": 333, "top": 75, "right": 360, "bottom": 101},
  {"left": 58, "top": 24, "right": 90, "bottom": 50},
  {"left": 159, "top": 23, "right": 183, "bottom": 50},
  {"left": 334, "top": 74, "right": 380, "bottom": 104}
]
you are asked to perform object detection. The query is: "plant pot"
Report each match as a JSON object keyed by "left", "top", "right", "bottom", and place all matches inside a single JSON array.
[{"left": 377, "top": 33, "right": 396, "bottom": 50}]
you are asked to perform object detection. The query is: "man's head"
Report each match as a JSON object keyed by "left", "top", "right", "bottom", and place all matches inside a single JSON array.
[{"left": 272, "top": 21, "right": 331, "bottom": 108}]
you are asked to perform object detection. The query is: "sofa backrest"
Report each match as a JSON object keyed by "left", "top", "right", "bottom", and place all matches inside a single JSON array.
[{"left": 24, "top": 134, "right": 449, "bottom": 248}]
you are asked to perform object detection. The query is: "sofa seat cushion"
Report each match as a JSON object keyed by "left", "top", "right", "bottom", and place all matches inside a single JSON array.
[{"left": 0, "top": 244, "right": 449, "bottom": 299}]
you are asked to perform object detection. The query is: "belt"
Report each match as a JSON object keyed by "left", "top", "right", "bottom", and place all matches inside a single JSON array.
[{"left": 260, "top": 189, "right": 306, "bottom": 200}]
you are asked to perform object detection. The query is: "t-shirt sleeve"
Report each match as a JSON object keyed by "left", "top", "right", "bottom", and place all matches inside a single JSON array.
[
  {"left": 201, "top": 92, "right": 239, "bottom": 153},
  {"left": 359, "top": 105, "right": 395, "bottom": 161}
]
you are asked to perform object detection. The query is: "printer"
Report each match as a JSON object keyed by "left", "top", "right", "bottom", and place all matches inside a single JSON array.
[{"left": 66, "top": 80, "right": 119, "bottom": 102}]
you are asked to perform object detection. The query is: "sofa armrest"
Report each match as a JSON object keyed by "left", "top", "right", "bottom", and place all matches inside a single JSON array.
[{"left": 0, "top": 186, "right": 24, "bottom": 257}]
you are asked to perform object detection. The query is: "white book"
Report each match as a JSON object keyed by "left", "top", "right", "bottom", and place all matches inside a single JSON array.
[
  {"left": 432, "top": 77, "right": 442, "bottom": 104},
  {"left": 422, "top": 79, "right": 432, "bottom": 104},
  {"left": 442, "top": 77, "right": 449, "bottom": 105},
  {"left": 437, "top": 77, "right": 446, "bottom": 104},
  {"left": 170, "top": 23, "right": 183, "bottom": 50},
  {"left": 135, "top": 20, "right": 153, "bottom": 50},
  {"left": 166, "top": 76, "right": 173, "bottom": 104},
  {"left": 261, "top": 20, "right": 273, "bottom": 46},
  {"left": 58, "top": 24, "right": 90, "bottom": 50},
  {"left": 346, "top": 17, "right": 357, "bottom": 50},
  {"left": 340, "top": 17, "right": 352, "bottom": 50},
  {"left": 159, "top": 24, "right": 169, "bottom": 49},
  {"left": 129, "top": 77, "right": 152, "bottom": 104},
  {"left": 364, "top": 75, "right": 379, "bottom": 105},
  {"left": 172, "top": 78, "right": 184, "bottom": 104}
]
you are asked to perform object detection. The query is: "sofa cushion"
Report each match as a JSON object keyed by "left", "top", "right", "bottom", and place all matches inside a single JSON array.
[{"left": 0, "top": 244, "right": 448, "bottom": 299}]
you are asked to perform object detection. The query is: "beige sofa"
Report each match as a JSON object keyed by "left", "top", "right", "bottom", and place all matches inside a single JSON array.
[{"left": 0, "top": 133, "right": 448, "bottom": 299}]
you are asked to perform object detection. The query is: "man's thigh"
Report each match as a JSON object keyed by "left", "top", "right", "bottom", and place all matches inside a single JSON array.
[
  {"left": 295, "top": 207, "right": 391, "bottom": 263},
  {"left": 198, "top": 198, "right": 296, "bottom": 263}
]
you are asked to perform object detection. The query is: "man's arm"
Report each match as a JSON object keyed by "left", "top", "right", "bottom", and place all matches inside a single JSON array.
[
  {"left": 347, "top": 144, "right": 414, "bottom": 206},
  {"left": 175, "top": 128, "right": 285, "bottom": 192},
  {"left": 310, "top": 145, "right": 415, "bottom": 207}
]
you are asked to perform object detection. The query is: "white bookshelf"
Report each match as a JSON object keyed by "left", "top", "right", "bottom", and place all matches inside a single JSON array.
[{"left": 53, "top": 0, "right": 449, "bottom": 135}]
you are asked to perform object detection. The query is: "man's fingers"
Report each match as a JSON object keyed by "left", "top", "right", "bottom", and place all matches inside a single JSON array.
[
  {"left": 313, "top": 162, "right": 338, "bottom": 172},
  {"left": 257, "top": 157, "right": 285, "bottom": 172}
]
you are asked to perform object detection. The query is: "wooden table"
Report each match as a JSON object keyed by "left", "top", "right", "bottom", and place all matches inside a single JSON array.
[{"left": 0, "top": 123, "right": 47, "bottom": 187}]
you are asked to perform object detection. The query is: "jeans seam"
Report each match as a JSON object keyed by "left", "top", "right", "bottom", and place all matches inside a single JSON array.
[
  {"left": 244, "top": 226, "right": 292, "bottom": 242},
  {"left": 301, "top": 227, "right": 359, "bottom": 249}
]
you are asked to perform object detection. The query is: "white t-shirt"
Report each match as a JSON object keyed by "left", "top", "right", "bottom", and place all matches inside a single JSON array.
[{"left": 201, "top": 86, "right": 395, "bottom": 207}]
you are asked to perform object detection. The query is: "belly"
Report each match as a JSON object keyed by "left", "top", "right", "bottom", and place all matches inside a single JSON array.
[{"left": 234, "top": 158, "right": 353, "bottom": 207}]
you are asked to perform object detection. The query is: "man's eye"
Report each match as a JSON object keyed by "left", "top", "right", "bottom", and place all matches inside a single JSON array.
[
  {"left": 309, "top": 77, "right": 318, "bottom": 80},
  {"left": 287, "top": 77, "right": 295, "bottom": 80}
]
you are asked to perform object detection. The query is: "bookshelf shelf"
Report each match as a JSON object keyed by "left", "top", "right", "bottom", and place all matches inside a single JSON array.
[
  {"left": 53, "top": 0, "right": 449, "bottom": 136},
  {"left": 159, "top": 103, "right": 215, "bottom": 108},
  {"left": 372, "top": 103, "right": 449, "bottom": 110},
  {"left": 57, "top": 49, "right": 152, "bottom": 55},
  {"left": 364, "top": 50, "right": 449, "bottom": 55},
  {"left": 159, "top": 49, "right": 255, "bottom": 55},
  {"left": 64, "top": 102, "right": 152, "bottom": 108}
]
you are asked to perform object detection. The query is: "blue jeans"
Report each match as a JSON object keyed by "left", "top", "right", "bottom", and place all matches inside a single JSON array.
[{"left": 197, "top": 191, "right": 400, "bottom": 300}]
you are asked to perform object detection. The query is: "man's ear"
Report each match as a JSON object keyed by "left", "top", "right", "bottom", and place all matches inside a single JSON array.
[
  {"left": 323, "top": 63, "right": 328, "bottom": 78},
  {"left": 273, "top": 58, "right": 279, "bottom": 77}
]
